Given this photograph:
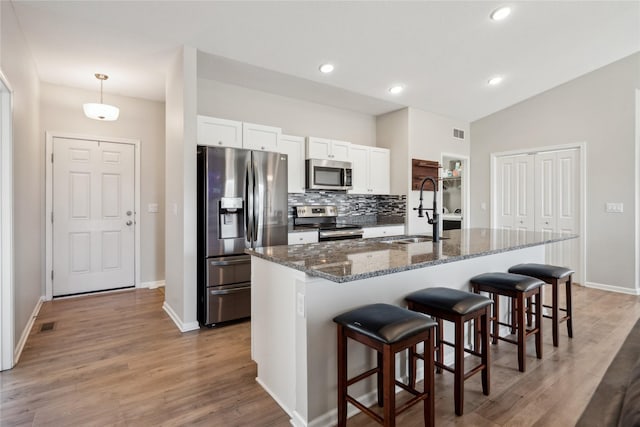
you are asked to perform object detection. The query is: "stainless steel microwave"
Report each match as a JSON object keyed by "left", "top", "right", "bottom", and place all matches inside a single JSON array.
[{"left": 305, "top": 159, "right": 353, "bottom": 191}]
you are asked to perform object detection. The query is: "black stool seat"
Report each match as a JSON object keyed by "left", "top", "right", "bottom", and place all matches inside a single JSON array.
[
  {"left": 333, "top": 303, "right": 437, "bottom": 344},
  {"left": 508, "top": 263, "right": 575, "bottom": 279},
  {"left": 471, "top": 272, "right": 544, "bottom": 292},
  {"left": 406, "top": 287, "right": 493, "bottom": 315}
]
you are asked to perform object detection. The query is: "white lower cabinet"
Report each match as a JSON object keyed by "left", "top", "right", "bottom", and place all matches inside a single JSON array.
[
  {"left": 362, "top": 225, "right": 405, "bottom": 239},
  {"left": 288, "top": 231, "right": 319, "bottom": 245}
]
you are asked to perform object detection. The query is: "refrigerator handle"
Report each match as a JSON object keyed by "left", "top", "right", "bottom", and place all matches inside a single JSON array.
[
  {"left": 245, "top": 165, "right": 252, "bottom": 243},
  {"left": 253, "top": 159, "right": 259, "bottom": 244}
]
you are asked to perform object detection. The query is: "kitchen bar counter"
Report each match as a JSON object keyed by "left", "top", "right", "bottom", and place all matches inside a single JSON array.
[
  {"left": 249, "top": 228, "right": 576, "bottom": 427},
  {"left": 249, "top": 228, "right": 574, "bottom": 283}
]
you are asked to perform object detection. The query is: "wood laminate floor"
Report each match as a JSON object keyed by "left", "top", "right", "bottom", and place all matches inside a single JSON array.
[{"left": 0, "top": 285, "right": 638, "bottom": 426}]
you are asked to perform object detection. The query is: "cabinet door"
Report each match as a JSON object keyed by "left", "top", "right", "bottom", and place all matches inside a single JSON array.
[
  {"left": 197, "top": 115, "right": 242, "bottom": 148},
  {"left": 369, "top": 148, "right": 390, "bottom": 195},
  {"left": 279, "top": 135, "right": 305, "bottom": 193},
  {"left": 242, "top": 122, "right": 281, "bottom": 152},
  {"left": 331, "top": 140, "right": 350, "bottom": 162},
  {"left": 348, "top": 144, "right": 369, "bottom": 194},
  {"left": 362, "top": 225, "right": 405, "bottom": 239},
  {"left": 287, "top": 231, "right": 319, "bottom": 245},
  {"left": 306, "top": 137, "right": 332, "bottom": 160}
]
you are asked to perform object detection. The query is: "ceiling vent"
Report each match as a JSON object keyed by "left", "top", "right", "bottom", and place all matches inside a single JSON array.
[{"left": 453, "top": 128, "right": 465, "bottom": 140}]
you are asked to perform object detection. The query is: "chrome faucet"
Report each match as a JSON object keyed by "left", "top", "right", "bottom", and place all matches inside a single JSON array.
[{"left": 413, "top": 176, "right": 440, "bottom": 242}]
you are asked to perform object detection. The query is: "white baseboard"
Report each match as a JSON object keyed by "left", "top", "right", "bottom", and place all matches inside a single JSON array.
[
  {"left": 255, "top": 377, "right": 293, "bottom": 420},
  {"left": 584, "top": 281, "right": 640, "bottom": 295},
  {"left": 162, "top": 301, "right": 199, "bottom": 332},
  {"left": 14, "top": 296, "right": 44, "bottom": 364},
  {"left": 140, "top": 280, "right": 165, "bottom": 289}
]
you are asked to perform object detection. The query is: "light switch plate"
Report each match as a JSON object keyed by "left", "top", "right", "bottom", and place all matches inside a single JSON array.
[
  {"left": 606, "top": 202, "right": 624, "bottom": 213},
  {"left": 296, "top": 292, "right": 305, "bottom": 317}
]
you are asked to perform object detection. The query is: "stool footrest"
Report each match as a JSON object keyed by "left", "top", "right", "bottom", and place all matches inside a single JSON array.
[
  {"left": 346, "top": 367, "right": 378, "bottom": 387},
  {"left": 346, "top": 395, "right": 383, "bottom": 424}
]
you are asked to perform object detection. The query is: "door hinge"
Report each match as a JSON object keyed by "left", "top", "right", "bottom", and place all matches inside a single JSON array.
[
  {"left": 51, "top": 212, "right": 53, "bottom": 223},
  {"left": 51, "top": 153, "right": 53, "bottom": 163},
  {"left": 51, "top": 270, "right": 53, "bottom": 281}
]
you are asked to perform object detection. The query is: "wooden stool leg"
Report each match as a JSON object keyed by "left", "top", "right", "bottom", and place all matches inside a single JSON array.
[
  {"left": 408, "top": 344, "right": 417, "bottom": 389},
  {"left": 510, "top": 298, "right": 516, "bottom": 334},
  {"left": 516, "top": 293, "right": 526, "bottom": 372},
  {"left": 526, "top": 296, "right": 533, "bottom": 326},
  {"left": 377, "top": 351, "right": 384, "bottom": 406},
  {"left": 337, "top": 325, "right": 347, "bottom": 427},
  {"left": 382, "top": 344, "right": 395, "bottom": 427},
  {"left": 551, "top": 279, "right": 559, "bottom": 347},
  {"left": 481, "top": 308, "right": 490, "bottom": 396},
  {"left": 425, "top": 330, "right": 435, "bottom": 427},
  {"left": 436, "top": 318, "right": 444, "bottom": 374},
  {"left": 492, "top": 293, "right": 500, "bottom": 345},
  {"left": 535, "top": 290, "right": 543, "bottom": 359},
  {"left": 454, "top": 317, "right": 465, "bottom": 416},
  {"left": 566, "top": 276, "right": 574, "bottom": 338}
]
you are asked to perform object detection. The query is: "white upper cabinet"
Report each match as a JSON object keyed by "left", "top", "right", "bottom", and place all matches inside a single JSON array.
[
  {"left": 197, "top": 115, "right": 242, "bottom": 148},
  {"left": 279, "top": 134, "right": 305, "bottom": 193},
  {"left": 306, "top": 137, "right": 350, "bottom": 162},
  {"left": 242, "top": 122, "right": 281, "bottom": 152},
  {"left": 348, "top": 144, "right": 390, "bottom": 195}
]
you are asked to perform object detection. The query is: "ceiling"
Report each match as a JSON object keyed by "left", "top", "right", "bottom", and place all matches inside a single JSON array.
[{"left": 10, "top": 1, "right": 640, "bottom": 121}]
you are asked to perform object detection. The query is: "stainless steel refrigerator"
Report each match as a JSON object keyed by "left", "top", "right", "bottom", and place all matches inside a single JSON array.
[{"left": 197, "top": 146, "right": 288, "bottom": 326}]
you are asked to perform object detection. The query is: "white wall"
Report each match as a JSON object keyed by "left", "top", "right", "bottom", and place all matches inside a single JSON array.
[
  {"left": 197, "top": 79, "right": 376, "bottom": 146},
  {"left": 1, "top": 1, "right": 42, "bottom": 347},
  {"left": 470, "top": 53, "right": 640, "bottom": 291},
  {"left": 377, "top": 108, "right": 409, "bottom": 195},
  {"left": 40, "top": 83, "right": 166, "bottom": 285},
  {"left": 164, "top": 46, "right": 199, "bottom": 331},
  {"left": 407, "top": 108, "right": 470, "bottom": 234}
]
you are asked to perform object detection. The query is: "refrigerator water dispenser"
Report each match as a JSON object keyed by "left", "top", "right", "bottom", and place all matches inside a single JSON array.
[{"left": 219, "top": 197, "right": 244, "bottom": 239}]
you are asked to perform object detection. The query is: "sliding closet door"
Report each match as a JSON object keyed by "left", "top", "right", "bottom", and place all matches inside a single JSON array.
[{"left": 496, "top": 155, "right": 535, "bottom": 245}]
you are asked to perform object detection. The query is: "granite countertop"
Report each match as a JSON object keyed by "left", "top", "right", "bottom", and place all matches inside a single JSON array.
[{"left": 247, "top": 228, "right": 576, "bottom": 283}]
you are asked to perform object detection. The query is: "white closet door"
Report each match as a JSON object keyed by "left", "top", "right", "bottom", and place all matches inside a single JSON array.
[
  {"left": 496, "top": 156, "right": 515, "bottom": 229},
  {"left": 496, "top": 155, "right": 535, "bottom": 245}
]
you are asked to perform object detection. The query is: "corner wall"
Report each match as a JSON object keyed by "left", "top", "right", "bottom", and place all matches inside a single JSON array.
[
  {"left": 1, "top": 1, "right": 42, "bottom": 348},
  {"left": 470, "top": 53, "right": 640, "bottom": 291}
]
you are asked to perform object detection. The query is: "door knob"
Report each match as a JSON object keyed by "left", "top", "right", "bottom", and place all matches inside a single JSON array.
[
  {"left": 126, "top": 210, "right": 132, "bottom": 216},
  {"left": 126, "top": 220, "right": 133, "bottom": 226}
]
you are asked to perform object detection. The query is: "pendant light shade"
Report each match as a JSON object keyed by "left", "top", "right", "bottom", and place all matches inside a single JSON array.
[{"left": 83, "top": 73, "right": 119, "bottom": 121}]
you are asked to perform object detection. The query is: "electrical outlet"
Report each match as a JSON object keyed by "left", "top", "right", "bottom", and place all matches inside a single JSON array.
[
  {"left": 296, "top": 293, "right": 305, "bottom": 317},
  {"left": 606, "top": 202, "right": 624, "bottom": 213}
]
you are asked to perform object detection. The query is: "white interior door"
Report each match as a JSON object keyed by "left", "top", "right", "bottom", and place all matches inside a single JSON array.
[
  {"left": 496, "top": 155, "right": 534, "bottom": 244},
  {"left": 535, "top": 149, "right": 580, "bottom": 280},
  {"left": 52, "top": 137, "right": 135, "bottom": 296}
]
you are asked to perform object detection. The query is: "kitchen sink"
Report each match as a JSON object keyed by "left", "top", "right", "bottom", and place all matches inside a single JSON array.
[{"left": 382, "top": 236, "right": 450, "bottom": 244}]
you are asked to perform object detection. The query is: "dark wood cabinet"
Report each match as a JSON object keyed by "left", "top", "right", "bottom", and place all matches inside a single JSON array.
[{"left": 411, "top": 159, "right": 439, "bottom": 191}]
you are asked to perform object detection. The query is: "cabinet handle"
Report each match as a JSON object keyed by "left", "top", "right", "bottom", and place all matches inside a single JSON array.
[
  {"left": 519, "top": 220, "right": 524, "bottom": 224},
  {"left": 218, "top": 141, "right": 223, "bottom": 145},
  {"left": 261, "top": 146, "right": 265, "bottom": 150},
  {"left": 545, "top": 221, "right": 549, "bottom": 225}
]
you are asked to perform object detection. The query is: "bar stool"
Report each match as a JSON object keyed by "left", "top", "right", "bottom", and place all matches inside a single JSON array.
[
  {"left": 405, "top": 287, "right": 493, "bottom": 416},
  {"left": 508, "top": 263, "right": 574, "bottom": 347},
  {"left": 470, "top": 272, "right": 544, "bottom": 372},
  {"left": 333, "top": 303, "right": 437, "bottom": 427}
]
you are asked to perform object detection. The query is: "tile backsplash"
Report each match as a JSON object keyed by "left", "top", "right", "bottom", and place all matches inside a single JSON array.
[{"left": 288, "top": 193, "right": 406, "bottom": 221}]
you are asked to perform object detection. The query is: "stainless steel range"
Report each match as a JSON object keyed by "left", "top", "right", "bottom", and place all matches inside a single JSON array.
[{"left": 293, "top": 205, "right": 363, "bottom": 241}]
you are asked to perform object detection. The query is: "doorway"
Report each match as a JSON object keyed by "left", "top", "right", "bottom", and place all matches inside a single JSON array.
[
  {"left": 491, "top": 144, "right": 586, "bottom": 284},
  {"left": 45, "top": 133, "right": 141, "bottom": 299},
  {"left": 0, "top": 72, "right": 13, "bottom": 371},
  {"left": 441, "top": 153, "right": 469, "bottom": 230}
]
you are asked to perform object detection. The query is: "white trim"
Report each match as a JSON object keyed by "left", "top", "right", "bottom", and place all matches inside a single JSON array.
[
  {"left": 635, "top": 89, "right": 640, "bottom": 293},
  {"left": 584, "top": 281, "right": 640, "bottom": 296},
  {"left": 140, "top": 280, "right": 165, "bottom": 289},
  {"left": 0, "top": 70, "right": 14, "bottom": 371},
  {"left": 490, "top": 142, "right": 587, "bottom": 284},
  {"left": 162, "top": 301, "right": 199, "bottom": 332},
  {"left": 45, "top": 132, "right": 141, "bottom": 300},
  {"left": 256, "top": 377, "right": 293, "bottom": 419},
  {"left": 13, "top": 297, "right": 44, "bottom": 364}
]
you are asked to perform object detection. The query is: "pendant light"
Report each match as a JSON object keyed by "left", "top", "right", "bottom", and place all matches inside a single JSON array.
[{"left": 83, "top": 73, "right": 119, "bottom": 121}]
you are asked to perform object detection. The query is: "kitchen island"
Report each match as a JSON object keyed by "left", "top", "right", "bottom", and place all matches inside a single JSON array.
[{"left": 246, "top": 228, "right": 575, "bottom": 427}]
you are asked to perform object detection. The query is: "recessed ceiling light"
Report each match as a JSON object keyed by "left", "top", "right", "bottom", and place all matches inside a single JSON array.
[
  {"left": 488, "top": 76, "right": 504, "bottom": 86},
  {"left": 319, "top": 63, "right": 334, "bottom": 74},
  {"left": 490, "top": 6, "right": 511, "bottom": 21},
  {"left": 388, "top": 85, "right": 404, "bottom": 95}
]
